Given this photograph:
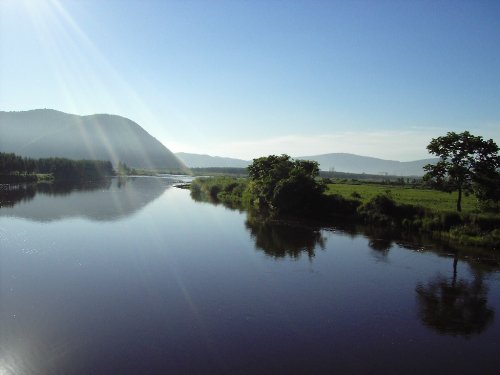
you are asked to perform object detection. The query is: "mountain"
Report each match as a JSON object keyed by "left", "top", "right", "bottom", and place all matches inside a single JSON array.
[
  {"left": 296, "top": 153, "right": 437, "bottom": 176},
  {"left": 175, "top": 152, "right": 250, "bottom": 168},
  {"left": 0, "top": 109, "right": 187, "bottom": 171}
]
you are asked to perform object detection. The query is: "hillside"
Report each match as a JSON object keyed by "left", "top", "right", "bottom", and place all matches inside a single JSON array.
[
  {"left": 176, "top": 152, "right": 250, "bottom": 168},
  {"left": 0, "top": 109, "right": 187, "bottom": 171},
  {"left": 297, "top": 153, "right": 437, "bottom": 176}
]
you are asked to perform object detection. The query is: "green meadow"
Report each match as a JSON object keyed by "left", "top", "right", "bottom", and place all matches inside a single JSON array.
[{"left": 326, "top": 183, "right": 479, "bottom": 213}]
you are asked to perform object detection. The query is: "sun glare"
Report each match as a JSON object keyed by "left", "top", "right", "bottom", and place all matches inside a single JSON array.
[{"left": 5, "top": 0, "right": 168, "bottom": 170}]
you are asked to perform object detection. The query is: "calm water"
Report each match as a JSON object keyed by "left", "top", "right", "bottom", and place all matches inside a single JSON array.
[{"left": 1, "top": 178, "right": 499, "bottom": 374}]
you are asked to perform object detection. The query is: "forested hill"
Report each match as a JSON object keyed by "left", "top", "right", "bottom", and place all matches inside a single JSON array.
[{"left": 0, "top": 109, "right": 187, "bottom": 171}]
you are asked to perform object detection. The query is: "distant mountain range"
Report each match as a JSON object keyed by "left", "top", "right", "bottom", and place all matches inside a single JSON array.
[
  {"left": 0, "top": 109, "right": 187, "bottom": 171},
  {"left": 0, "top": 109, "right": 436, "bottom": 176},
  {"left": 176, "top": 152, "right": 437, "bottom": 176},
  {"left": 296, "top": 153, "right": 438, "bottom": 176}
]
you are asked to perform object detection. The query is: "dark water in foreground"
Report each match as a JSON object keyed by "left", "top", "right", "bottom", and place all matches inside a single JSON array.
[{"left": 1, "top": 178, "right": 499, "bottom": 374}]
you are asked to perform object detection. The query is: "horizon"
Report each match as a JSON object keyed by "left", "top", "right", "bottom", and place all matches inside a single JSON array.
[
  {"left": 2, "top": 107, "right": 440, "bottom": 163},
  {"left": 1, "top": 1, "right": 499, "bottom": 161}
]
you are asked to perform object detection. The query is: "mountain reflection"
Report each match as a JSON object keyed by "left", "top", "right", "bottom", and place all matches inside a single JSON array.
[
  {"left": 245, "top": 211, "right": 326, "bottom": 259},
  {"left": 416, "top": 255, "right": 495, "bottom": 337},
  {"left": 0, "top": 177, "right": 172, "bottom": 222}
]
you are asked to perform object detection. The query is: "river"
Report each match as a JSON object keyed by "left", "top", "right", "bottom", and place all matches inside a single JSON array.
[{"left": 1, "top": 177, "right": 499, "bottom": 374}]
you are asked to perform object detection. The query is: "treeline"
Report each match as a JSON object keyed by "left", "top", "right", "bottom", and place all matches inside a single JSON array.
[
  {"left": 190, "top": 167, "right": 249, "bottom": 176},
  {"left": 0, "top": 152, "right": 114, "bottom": 181},
  {"left": 319, "top": 170, "right": 420, "bottom": 183},
  {"left": 190, "top": 167, "right": 423, "bottom": 184}
]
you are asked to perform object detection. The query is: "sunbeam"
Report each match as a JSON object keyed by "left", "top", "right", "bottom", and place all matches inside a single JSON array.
[{"left": 15, "top": 0, "right": 171, "bottom": 170}]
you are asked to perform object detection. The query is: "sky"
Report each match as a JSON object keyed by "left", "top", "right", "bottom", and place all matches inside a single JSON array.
[{"left": 1, "top": 0, "right": 499, "bottom": 161}]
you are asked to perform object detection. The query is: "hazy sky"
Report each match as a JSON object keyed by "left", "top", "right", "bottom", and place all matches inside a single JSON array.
[{"left": 1, "top": 0, "right": 499, "bottom": 160}]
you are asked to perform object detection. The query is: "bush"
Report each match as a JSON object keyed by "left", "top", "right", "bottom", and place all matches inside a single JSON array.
[
  {"left": 351, "top": 191, "right": 361, "bottom": 199},
  {"left": 324, "top": 194, "right": 360, "bottom": 217},
  {"left": 358, "top": 194, "right": 424, "bottom": 227},
  {"left": 190, "top": 177, "right": 249, "bottom": 206}
]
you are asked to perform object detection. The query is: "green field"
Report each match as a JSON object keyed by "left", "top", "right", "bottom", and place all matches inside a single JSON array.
[{"left": 326, "top": 183, "right": 479, "bottom": 213}]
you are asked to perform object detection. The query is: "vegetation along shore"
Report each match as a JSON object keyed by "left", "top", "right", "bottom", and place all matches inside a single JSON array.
[{"left": 190, "top": 132, "right": 500, "bottom": 252}]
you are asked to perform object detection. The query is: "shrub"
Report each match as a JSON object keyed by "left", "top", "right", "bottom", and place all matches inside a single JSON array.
[
  {"left": 351, "top": 191, "right": 361, "bottom": 199},
  {"left": 358, "top": 194, "right": 424, "bottom": 227},
  {"left": 440, "top": 212, "right": 462, "bottom": 229},
  {"left": 324, "top": 194, "right": 360, "bottom": 217}
]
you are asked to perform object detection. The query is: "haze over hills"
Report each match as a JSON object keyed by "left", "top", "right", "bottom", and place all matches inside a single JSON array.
[
  {"left": 296, "top": 153, "right": 438, "bottom": 176},
  {"left": 177, "top": 152, "right": 437, "bottom": 176},
  {"left": 0, "top": 109, "right": 187, "bottom": 171},
  {"left": 175, "top": 152, "right": 251, "bottom": 168},
  {"left": 0, "top": 109, "right": 436, "bottom": 176}
]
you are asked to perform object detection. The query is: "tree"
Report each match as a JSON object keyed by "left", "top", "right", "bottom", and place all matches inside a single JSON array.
[
  {"left": 247, "top": 155, "right": 325, "bottom": 216},
  {"left": 423, "top": 131, "right": 500, "bottom": 212},
  {"left": 415, "top": 255, "right": 494, "bottom": 337}
]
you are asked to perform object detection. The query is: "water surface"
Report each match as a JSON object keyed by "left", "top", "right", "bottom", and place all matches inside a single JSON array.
[{"left": 1, "top": 178, "right": 499, "bottom": 374}]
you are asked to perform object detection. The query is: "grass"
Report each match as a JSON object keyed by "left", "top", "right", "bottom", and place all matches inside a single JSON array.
[
  {"left": 326, "top": 183, "right": 500, "bottom": 249},
  {"left": 326, "top": 183, "right": 479, "bottom": 213}
]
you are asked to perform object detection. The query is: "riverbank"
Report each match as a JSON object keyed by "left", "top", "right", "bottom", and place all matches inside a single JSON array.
[{"left": 190, "top": 176, "right": 500, "bottom": 252}]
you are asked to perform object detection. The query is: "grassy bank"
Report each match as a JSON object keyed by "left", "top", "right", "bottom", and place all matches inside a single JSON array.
[
  {"left": 190, "top": 176, "right": 250, "bottom": 207},
  {"left": 326, "top": 183, "right": 478, "bottom": 213},
  {"left": 330, "top": 183, "right": 500, "bottom": 249},
  {"left": 190, "top": 177, "right": 500, "bottom": 251}
]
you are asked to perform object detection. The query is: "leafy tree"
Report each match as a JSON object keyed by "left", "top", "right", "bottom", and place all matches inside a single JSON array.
[
  {"left": 247, "top": 155, "right": 325, "bottom": 215},
  {"left": 423, "top": 131, "right": 500, "bottom": 212},
  {"left": 473, "top": 166, "right": 500, "bottom": 212}
]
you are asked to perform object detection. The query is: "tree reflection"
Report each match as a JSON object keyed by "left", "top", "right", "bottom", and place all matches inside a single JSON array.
[
  {"left": 360, "top": 227, "right": 396, "bottom": 262},
  {"left": 415, "top": 255, "right": 494, "bottom": 337},
  {"left": 245, "top": 211, "right": 325, "bottom": 260},
  {"left": 368, "top": 237, "right": 392, "bottom": 252},
  {"left": 0, "top": 184, "right": 36, "bottom": 207},
  {"left": 365, "top": 227, "right": 394, "bottom": 261},
  {"left": 0, "top": 179, "right": 112, "bottom": 207},
  {"left": 36, "top": 179, "right": 112, "bottom": 196}
]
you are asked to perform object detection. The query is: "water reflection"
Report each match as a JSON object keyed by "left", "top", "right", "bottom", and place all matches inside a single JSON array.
[
  {"left": 0, "top": 184, "right": 36, "bottom": 207},
  {"left": 245, "top": 211, "right": 326, "bottom": 259},
  {"left": 362, "top": 227, "right": 395, "bottom": 263},
  {"left": 191, "top": 192, "right": 499, "bottom": 338},
  {"left": 1, "top": 182, "right": 500, "bottom": 373},
  {"left": 0, "top": 177, "right": 174, "bottom": 221},
  {"left": 36, "top": 179, "right": 112, "bottom": 195},
  {"left": 416, "top": 255, "right": 495, "bottom": 337}
]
